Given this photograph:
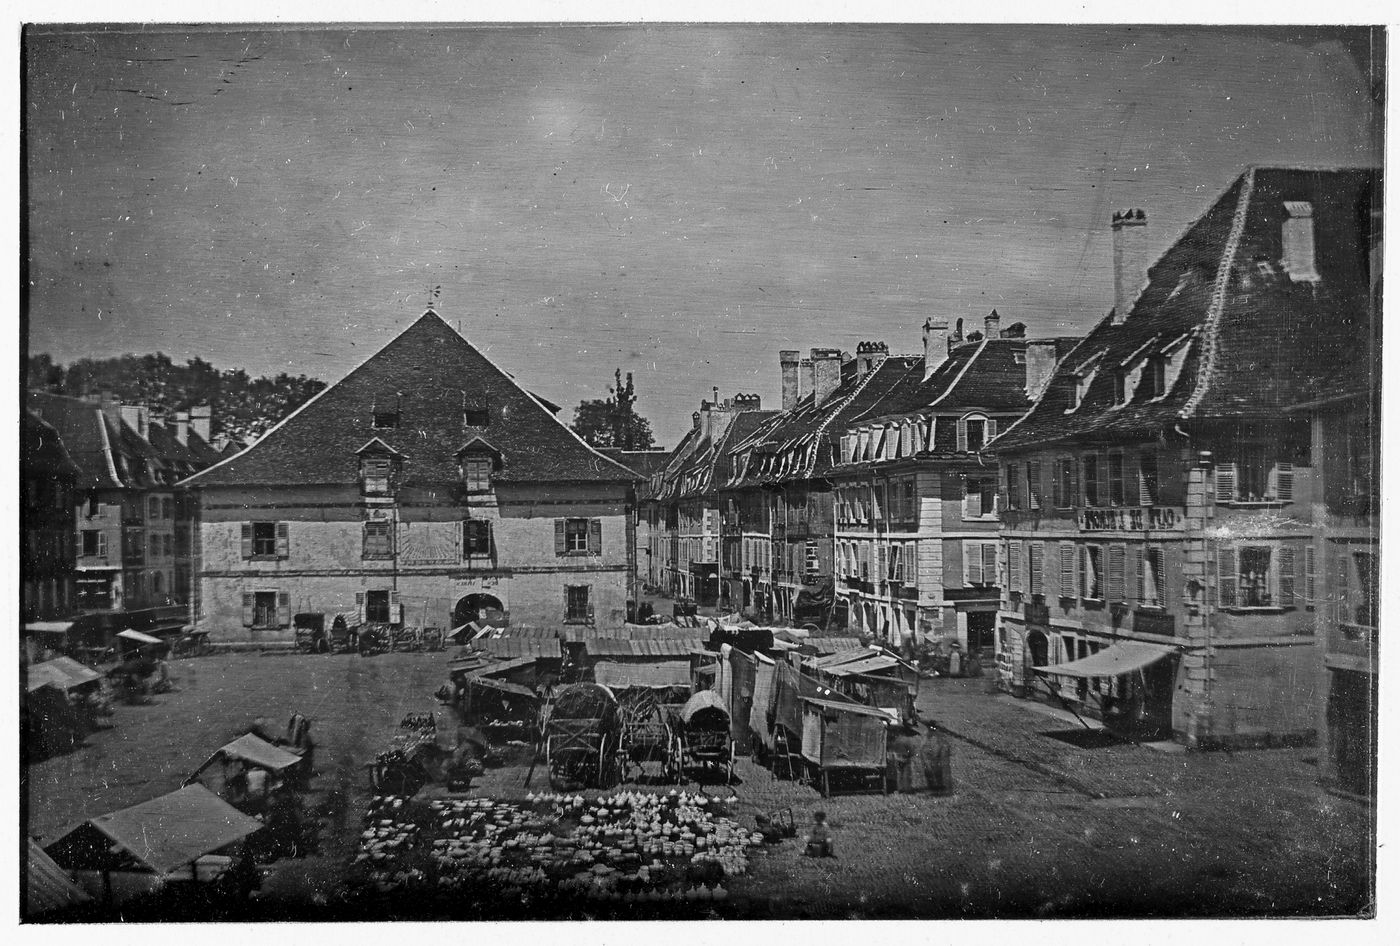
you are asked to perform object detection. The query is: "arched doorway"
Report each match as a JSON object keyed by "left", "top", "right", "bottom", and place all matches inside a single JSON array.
[{"left": 453, "top": 593, "right": 506, "bottom": 629}]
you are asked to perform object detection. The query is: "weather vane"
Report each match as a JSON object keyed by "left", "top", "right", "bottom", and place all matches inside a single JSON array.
[{"left": 426, "top": 284, "right": 442, "bottom": 312}]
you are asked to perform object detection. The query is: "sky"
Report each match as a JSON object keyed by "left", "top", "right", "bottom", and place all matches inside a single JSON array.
[{"left": 23, "top": 24, "right": 1382, "bottom": 446}]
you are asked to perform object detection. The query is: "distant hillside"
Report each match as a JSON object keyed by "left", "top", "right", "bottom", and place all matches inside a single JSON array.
[{"left": 26, "top": 352, "right": 326, "bottom": 446}]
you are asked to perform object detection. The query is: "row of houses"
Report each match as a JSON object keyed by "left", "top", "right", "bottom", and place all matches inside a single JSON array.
[
  {"left": 22, "top": 393, "right": 232, "bottom": 656},
  {"left": 644, "top": 166, "right": 1378, "bottom": 794}
]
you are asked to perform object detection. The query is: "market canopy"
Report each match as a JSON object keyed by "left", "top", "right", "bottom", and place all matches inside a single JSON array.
[
  {"left": 44, "top": 784, "right": 264, "bottom": 875},
  {"left": 27, "top": 657, "right": 104, "bottom": 693},
  {"left": 823, "top": 655, "right": 899, "bottom": 677},
  {"left": 25, "top": 621, "right": 75, "bottom": 635},
  {"left": 1033, "top": 642, "right": 1177, "bottom": 680},
  {"left": 209, "top": 733, "right": 304, "bottom": 772},
  {"left": 801, "top": 696, "right": 896, "bottom": 719},
  {"left": 593, "top": 660, "right": 691, "bottom": 689},
  {"left": 463, "top": 674, "right": 537, "bottom": 699},
  {"left": 116, "top": 629, "right": 163, "bottom": 645}
]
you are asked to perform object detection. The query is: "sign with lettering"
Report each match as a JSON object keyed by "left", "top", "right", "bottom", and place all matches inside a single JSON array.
[{"left": 1077, "top": 506, "right": 1185, "bottom": 532}]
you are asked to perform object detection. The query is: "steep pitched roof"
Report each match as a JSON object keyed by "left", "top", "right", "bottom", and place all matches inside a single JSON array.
[
  {"left": 26, "top": 392, "right": 122, "bottom": 489},
  {"left": 23, "top": 410, "right": 81, "bottom": 482},
  {"left": 848, "top": 338, "right": 1036, "bottom": 425},
  {"left": 992, "top": 167, "right": 1379, "bottom": 452},
  {"left": 728, "top": 356, "right": 922, "bottom": 487},
  {"left": 185, "top": 311, "right": 637, "bottom": 487},
  {"left": 654, "top": 408, "right": 777, "bottom": 501}
]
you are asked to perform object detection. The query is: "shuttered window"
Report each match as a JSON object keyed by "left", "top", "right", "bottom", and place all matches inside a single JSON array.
[
  {"left": 1138, "top": 452, "right": 1159, "bottom": 505},
  {"left": 1107, "top": 545, "right": 1126, "bottom": 601},
  {"left": 566, "top": 585, "right": 592, "bottom": 624},
  {"left": 1215, "top": 462, "right": 1238, "bottom": 503},
  {"left": 982, "top": 544, "right": 998, "bottom": 587},
  {"left": 1303, "top": 545, "right": 1316, "bottom": 610},
  {"left": 1138, "top": 546, "right": 1166, "bottom": 608},
  {"left": 363, "top": 520, "right": 393, "bottom": 560},
  {"left": 243, "top": 522, "right": 288, "bottom": 559},
  {"left": 1028, "top": 542, "right": 1044, "bottom": 596},
  {"left": 1216, "top": 547, "right": 1237, "bottom": 608},
  {"left": 1027, "top": 461, "right": 1042, "bottom": 510},
  {"left": 246, "top": 591, "right": 288, "bottom": 628},
  {"left": 557, "top": 518, "right": 602, "bottom": 556},
  {"left": 1108, "top": 453, "right": 1125, "bottom": 506},
  {"left": 1278, "top": 546, "right": 1296, "bottom": 607},
  {"left": 1007, "top": 541, "right": 1022, "bottom": 592},
  {"left": 1080, "top": 545, "right": 1103, "bottom": 600},
  {"left": 463, "top": 519, "right": 492, "bottom": 557},
  {"left": 1005, "top": 465, "right": 1021, "bottom": 511},
  {"left": 1059, "top": 543, "right": 1076, "bottom": 598},
  {"left": 965, "top": 542, "right": 982, "bottom": 586}
]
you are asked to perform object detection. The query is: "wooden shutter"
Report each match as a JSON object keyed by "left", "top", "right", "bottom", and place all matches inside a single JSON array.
[
  {"left": 877, "top": 544, "right": 889, "bottom": 583},
  {"left": 242, "top": 592, "right": 255, "bottom": 626},
  {"left": 241, "top": 522, "right": 253, "bottom": 559},
  {"left": 1216, "top": 547, "right": 1237, "bottom": 608},
  {"left": 390, "top": 590, "right": 402, "bottom": 624},
  {"left": 1008, "top": 541, "right": 1022, "bottom": 592},
  {"left": 275, "top": 521, "right": 289, "bottom": 558},
  {"left": 1029, "top": 542, "right": 1043, "bottom": 595},
  {"left": 1066, "top": 458, "right": 1078, "bottom": 508},
  {"left": 965, "top": 542, "right": 981, "bottom": 586},
  {"left": 963, "top": 479, "right": 977, "bottom": 519},
  {"left": 1304, "top": 545, "right": 1316, "bottom": 609},
  {"left": 982, "top": 544, "right": 998, "bottom": 586},
  {"left": 1078, "top": 545, "right": 1089, "bottom": 598},
  {"left": 1027, "top": 462, "right": 1041, "bottom": 510},
  {"left": 588, "top": 518, "right": 602, "bottom": 555},
  {"left": 1278, "top": 546, "right": 1296, "bottom": 607},
  {"left": 1271, "top": 462, "right": 1294, "bottom": 502},
  {"left": 355, "top": 591, "right": 366, "bottom": 625},
  {"left": 1135, "top": 546, "right": 1145, "bottom": 602},
  {"left": 1060, "top": 543, "right": 1076, "bottom": 598},
  {"left": 554, "top": 519, "right": 566, "bottom": 555},
  {"left": 1215, "top": 462, "right": 1236, "bottom": 503},
  {"left": 1108, "top": 545, "right": 1126, "bottom": 601},
  {"left": 956, "top": 419, "right": 968, "bottom": 453},
  {"left": 277, "top": 592, "right": 291, "bottom": 626},
  {"left": 986, "top": 418, "right": 998, "bottom": 443}
]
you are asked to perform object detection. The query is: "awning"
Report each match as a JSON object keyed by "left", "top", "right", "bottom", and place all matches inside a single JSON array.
[
  {"left": 46, "top": 784, "right": 263, "bottom": 875},
  {"left": 117, "top": 629, "right": 163, "bottom": 645},
  {"left": 800, "top": 696, "right": 895, "bottom": 719},
  {"left": 212, "top": 734, "right": 304, "bottom": 771},
  {"left": 593, "top": 660, "right": 691, "bottom": 689},
  {"left": 823, "top": 655, "right": 899, "bottom": 677},
  {"left": 25, "top": 621, "right": 75, "bottom": 635},
  {"left": 1033, "top": 641, "right": 1177, "bottom": 679},
  {"left": 27, "top": 657, "right": 104, "bottom": 692},
  {"left": 463, "top": 675, "right": 537, "bottom": 699},
  {"left": 26, "top": 839, "right": 92, "bottom": 916}
]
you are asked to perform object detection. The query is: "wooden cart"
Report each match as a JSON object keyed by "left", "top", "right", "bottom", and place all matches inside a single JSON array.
[
  {"left": 670, "top": 689, "right": 735, "bottom": 785},
  {"left": 799, "top": 696, "right": 892, "bottom": 797},
  {"left": 540, "top": 683, "right": 620, "bottom": 790}
]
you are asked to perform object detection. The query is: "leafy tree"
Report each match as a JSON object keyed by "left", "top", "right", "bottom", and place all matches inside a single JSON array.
[
  {"left": 26, "top": 351, "right": 325, "bottom": 444},
  {"left": 571, "top": 369, "right": 656, "bottom": 450}
]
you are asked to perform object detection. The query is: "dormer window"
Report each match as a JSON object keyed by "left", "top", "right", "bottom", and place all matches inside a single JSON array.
[
  {"left": 1112, "top": 372, "right": 1127, "bottom": 405},
  {"left": 462, "top": 455, "right": 492, "bottom": 492},
  {"left": 1146, "top": 357, "right": 1167, "bottom": 399},
  {"left": 463, "top": 408, "right": 489, "bottom": 427},
  {"left": 361, "top": 456, "right": 395, "bottom": 495},
  {"left": 373, "top": 411, "right": 399, "bottom": 429}
]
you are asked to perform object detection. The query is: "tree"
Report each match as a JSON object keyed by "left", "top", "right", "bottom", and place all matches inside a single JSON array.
[{"left": 571, "top": 369, "right": 656, "bottom": 450}]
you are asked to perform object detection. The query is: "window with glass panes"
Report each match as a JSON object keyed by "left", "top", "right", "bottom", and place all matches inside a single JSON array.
[
  {"left": 1005, "top": 464, "right": 1020, "bottom": 510},
  {"left": 1081, "top": 545, "right": 1103, "bottom": 600},
  {"left": 1082, "top": 454, "right": 1100, "bottom": 506},
  {"left": 463, "top": 519, "right": 491, "bottom": 557},
  {"left": 1108, "top": 453, "right": 1125, "bottom": 505},
  {"left": 461, "top": 455, "right": 492, "bottom": 492}
]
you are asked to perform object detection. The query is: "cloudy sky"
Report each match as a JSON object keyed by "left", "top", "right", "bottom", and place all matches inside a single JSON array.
[{"left": 24, "top": 24, "right": 1381, "bottom": 444}]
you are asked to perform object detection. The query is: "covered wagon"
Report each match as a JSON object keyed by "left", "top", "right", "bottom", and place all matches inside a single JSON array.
[
  {"left": 799, "top": 697, "right": 892, "bottom": 797},
  {"left": 540, "top": 682, "right": 621, "bottom": 789}
]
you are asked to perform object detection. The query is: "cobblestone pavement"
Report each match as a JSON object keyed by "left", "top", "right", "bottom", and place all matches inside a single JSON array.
[{"left": 22, "top": 654, "right": 1374, "bottom": 919}]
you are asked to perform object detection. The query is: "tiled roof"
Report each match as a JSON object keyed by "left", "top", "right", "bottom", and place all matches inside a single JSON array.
[
  {"left": 184, "top": 311, "right": 639, "bottom": 488},
  {"left": 992, "top": 167, "right": 1379, "bottom": 452},
  {"left": 599, "top": 448, "right": 672, "bottom": 478},
  {"left": 26, "top": 392, "right": 122, "bottom": 489},
  {"left": 727, "top": 356, "right": 922, "bottom": 487},
  {"left": 653, "top": 408, "right": 776, "bottom": 502},
  {"left": 23, "top": 410, "right": 81, "bottom": 481}
]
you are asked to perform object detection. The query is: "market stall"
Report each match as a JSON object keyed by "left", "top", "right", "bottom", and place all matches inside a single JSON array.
[
  {"left": 42, "top": 784, "right": 264, "bottom": 907},
  {"left": 541, "top": 683, "right": 621, "bottom": 790},
  {"left": 670, "top": 690, "right": 734, "bottom": 784},
  {"left": 183, "top": 733, "right": 306, "bottom": 813},
  {"left": 799, "top": 697, "right": 892, "bottom": 797}
]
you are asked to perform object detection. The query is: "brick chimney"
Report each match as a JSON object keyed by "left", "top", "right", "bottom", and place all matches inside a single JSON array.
[
  {"left": 1112, "top": 209, "right": 1150, "bottom": 324},
  {"left": 780, "top": 350, "right": 802, "bottom": 412},
  {"left": 855, "top": 341, "right": 888, "bottom": 378},
  {"left": 949, "top": 318, "right": 964, "bottom": 351},
  {"left": 119, "top": 404, "right": 150, "bottom": 440},
  {"left": 1282, "top": 201, "right": 1321, "bottom": 282},
  {"left": 810, "top": 348, "right": 843, "bottom": 406},
  {"left": 174, "top": 410, "right": 190, "bottom": 445},
  {"left": 922, "top": 319, "right": 949, "bottom": 380},
  {"left": 984, "top": 310, "right": 1001, "bottom": 340},
  {"left": 1025, "top": 340, "right": 1062, "bottom": 401},
  {"left": 189, "top": 405, "right": 212, "bottom": 443}
]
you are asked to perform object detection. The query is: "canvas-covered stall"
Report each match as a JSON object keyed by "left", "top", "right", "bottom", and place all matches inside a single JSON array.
[
  {"left": 540, "top": 682, "right": 621, "bottom": 789},
  {"left": 449, "top": 656, "right": 543, "bottom": 738},
  {"left": 799, "top": 698, "right": 892, "bottom": 797},
  {"left": 748, "top": 651, "right": 779, "bottom": 752},
  {"left": 597, "top": 661, "right": 691, "bottom": 781},
  {"left": 183, "top": 733, "right": 306, "bottom": 813},
  {"left": 43, "top": 784, "right": 263, "bottom": 908},
  {"left": 25, "top": 838, "right": 93, "bottom": 919},
  {"left": 817, "top": 651, "right": 920, "bottom": 723}
]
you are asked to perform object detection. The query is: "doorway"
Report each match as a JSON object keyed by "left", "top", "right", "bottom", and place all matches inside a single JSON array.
[
  {"left": 966, "top": 611, "right": 996, "bottom": 655},
  {"left": 453, "top": 593, "right": 506, "bottom": 629}
]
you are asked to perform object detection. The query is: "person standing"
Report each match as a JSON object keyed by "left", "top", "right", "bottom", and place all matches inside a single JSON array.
[{"left": 920, "top": 722, "right": 954, "bottom": 796}]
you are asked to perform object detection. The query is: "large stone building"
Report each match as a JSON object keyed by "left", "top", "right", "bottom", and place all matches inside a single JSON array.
[
  {"left": 22, "top": 411, "right": 81, "bottom": 637},
  {"left": 989, "top": 167, "right": 1379, "bottom": 748},
  {"left": 183, "top": 310, "right": 639, "bottom": 640},
  {"left": 25, "top": 391, "right": 222, "bottom": 645},
  {"left": 829, "top": 316, "right": 1073, "bottom": 653}
]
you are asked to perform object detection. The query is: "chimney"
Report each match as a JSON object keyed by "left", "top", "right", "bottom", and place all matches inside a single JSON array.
[
  {"left": 1000, "top": 321, "right": 1027, "bottom": 339},
  {"left": 1025, "top": 340, "right": 1062, "bottom": 401},
  {"left": 779, "top": 350, "right": 802, "bottom": 411},
  {"left": 732, "top": 392, "right": 762, "bottom": 411},
  {"left": 189, "top": 405, "right": 212, "bottom": 443},
  {"left": 1282, "top": 201, "right": 1321, "bottom": 282},
  {"left": 810, "top": 348, "right": 843, "bottom": 406},
  {"left": 855, "top": 341, "right": 888, "bottom": 378},
  {"left": 1111, "top": 208, "right": 1150, "bottom": 323},
  {"left": 923, "top": 319, "right": 949, "bottom": 380},
  {"left": 801, "top": 357, "right": 816, "bottom": 405},
  {"left": 119, "top": 404, "right": 150, "bottom": 440},
  {"left": 984, "top": 310, "right": 1001, "bottom": 340},
  {"left": 174, "top": 410, "right": 190, "bottom": 445},
  {"left": 950, "top": 318, "right": 964, "bottom": 351}
]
